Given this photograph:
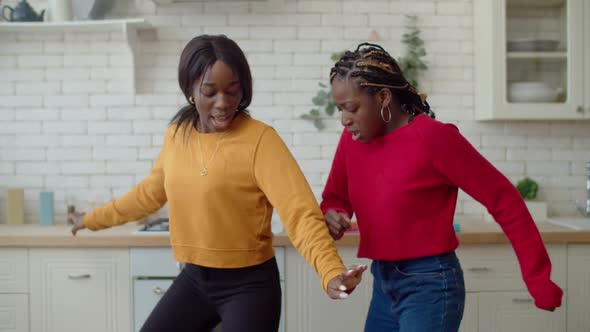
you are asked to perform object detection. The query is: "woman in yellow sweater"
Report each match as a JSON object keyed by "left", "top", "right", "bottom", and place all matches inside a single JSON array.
[{"left": 68, "top": 34, "right": 366, "bottom": 332}]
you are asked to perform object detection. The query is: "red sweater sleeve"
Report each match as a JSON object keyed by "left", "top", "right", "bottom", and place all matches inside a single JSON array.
[
  {"left": 321, "top": 130, "right": 353, "bottom": 219},
  {"left": 416, "top": 121, "right": 563, "bottom": 310}
]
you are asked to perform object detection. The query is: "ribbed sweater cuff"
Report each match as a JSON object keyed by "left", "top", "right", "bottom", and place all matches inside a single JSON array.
[
  {"left": 527, "top": 279, "right": 563, "bottom": 310},
  {"left": 321, "top": 266, "right": 346, "bottom": 293}
]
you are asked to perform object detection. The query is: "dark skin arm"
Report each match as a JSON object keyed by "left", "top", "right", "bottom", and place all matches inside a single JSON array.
[
  {"left": 326, "top": 264, "right": 368, "bottom": 299},
  {"left": 324, "top": 210, "right": 352, "bottom": 240}
]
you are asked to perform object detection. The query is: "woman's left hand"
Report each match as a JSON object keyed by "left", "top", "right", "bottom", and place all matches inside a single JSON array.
[{"left": 326, "top": 264, "right": 368, "bottom": 300}]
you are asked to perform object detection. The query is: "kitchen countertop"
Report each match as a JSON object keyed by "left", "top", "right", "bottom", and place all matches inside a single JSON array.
[{"left": 1, "top": 220, "right": 590, "bottom": 248}]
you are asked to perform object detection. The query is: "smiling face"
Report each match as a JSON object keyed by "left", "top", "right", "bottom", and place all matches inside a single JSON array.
[
  {"left": 192, "top": 60, "right": 243, "bottom": 133},
  {"left": 331, "top": 78, "right": 392, "bottom": 143}
]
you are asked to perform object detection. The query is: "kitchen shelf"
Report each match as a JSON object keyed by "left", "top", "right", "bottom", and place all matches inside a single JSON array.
[
  {"left": 0, "top": 18, "right": 150, "bottom": 93},
  {"left": 507, "top": 0, "right": 565, "bottom": 8},
  {"left": 0, "top": 18, "right": 148, "bottom": 32},
  {"left": 507, "top": 51, "right": 568, "bottom": 59}
]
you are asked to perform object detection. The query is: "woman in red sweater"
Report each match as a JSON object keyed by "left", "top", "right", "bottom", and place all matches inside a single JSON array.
[{"left": 321, "top": 43, "right": 563, "bottom": 331}]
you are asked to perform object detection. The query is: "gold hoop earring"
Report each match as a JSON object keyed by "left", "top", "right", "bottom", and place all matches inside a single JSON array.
[
  {"left": 381, "top": 106, "right": 392, "bottom": 123},
  {"left": 188, "top": 96, "right": 195, "bottom": 105}
]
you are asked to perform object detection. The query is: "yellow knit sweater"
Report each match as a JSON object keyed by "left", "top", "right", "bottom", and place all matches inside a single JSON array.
[{"left": 84, "top": 113, "right": 345, "bottom": 291}]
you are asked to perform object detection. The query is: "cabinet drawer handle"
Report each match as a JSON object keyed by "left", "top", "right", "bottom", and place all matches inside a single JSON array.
[
  {"left": 68, "top": 273, "right": 91, "bottom": 280},
  {"left": 513, "top": 298, "right": 533, "bottom": 304},
  {"left": 153, "top": 286, "right": 167, "bottom": 295},
  {"left": 467, "top": 267, "right": 491, "bottom": 272},
  {"left": 576, "top": 106, "right": 584, "bottom": 113}
]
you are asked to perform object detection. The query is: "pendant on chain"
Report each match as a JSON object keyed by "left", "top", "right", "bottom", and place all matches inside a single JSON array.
[{"left": 200, "top": 167, "right": 208, "bottom": 176}]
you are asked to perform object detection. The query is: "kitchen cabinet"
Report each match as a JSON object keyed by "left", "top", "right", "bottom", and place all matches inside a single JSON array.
[
  {"left": 457, "top": 245, "right": 567, "bottom": 332},
  {"left": 0, "top": 294, "right": 28, "bottom": 332},
  {"left": 284, "top": 246, "right": 372, "bottom": 332},
  {"left": 474, "top": 0, "right": 590, "bottom": 120},
  {"left": 459, "top": 293, "right": 478, "bottom": 332},
  {"left": 0, "top": 249, "right": 28, "bottom": 294},
  {"left": 132, "top": 279, "right": 174, "bottom": 331},
  {"left": 567, "top": 245, "right": 590, "bottom": 331},
  {"left": 285, "top": 244, "right": 570, "bottom": 332},
  {"left": 457, "top": 244, "right": 567, "bottom": 292},
  {"left": 0, "top": 249, "right": 29, "bottom": 332},
  {"left": 478, "top": 292, "right": 566, "bottom": 331},
  {"left": 130, "top": 247, "right": 284, "bottom": 332},
  {"left": 29, "top": 249, "right": 131, "bottom": 332}
]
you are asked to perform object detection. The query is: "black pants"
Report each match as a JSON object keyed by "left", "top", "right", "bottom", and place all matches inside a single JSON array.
[{"left": 140, "top": 257, "right": 281, "bottom": 332}]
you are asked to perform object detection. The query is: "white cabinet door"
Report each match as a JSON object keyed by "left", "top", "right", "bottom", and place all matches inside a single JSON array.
[
  {"left": 459, "top": 293, "right": 478, "bottom": 332},
  {"left": 133, "top": 278, "right": 174, "bottom": 332},
  {"left": 285, "top": 246, "right": 372, "bottom": 332},
  {"left": 29, "top": 249, "right": 130, "bottom": 332},
  {"left": 457, "top": 245, "right": 566, "bottom": 292},
  {"left": 567, "top": 244, "right": 590, "bottom": 332},
  {"left": 0, "top": 249, "right": 28, "bottom": 293},
  {"left": 478, "top": 292, "right": 566, "bottom": 332},
  {"left": 0, "top": 294, "right": 28, "bottom": 332},
  {"left": 474, "top": 0, "right": 586, "bottom": 120}
]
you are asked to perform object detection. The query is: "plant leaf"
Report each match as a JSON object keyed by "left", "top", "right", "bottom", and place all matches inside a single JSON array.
[
  {"left": 311, "top": 96, "right": 324, "bottom": 106},
  {"left": 325, "top": 103, "right": 336, "bottom": 116},
  {"left": 313, "top": 119, "right": 325, "bottom": 130}
]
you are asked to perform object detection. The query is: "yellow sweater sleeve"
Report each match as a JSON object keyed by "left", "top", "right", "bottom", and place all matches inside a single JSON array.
[
  {"left": 83, "top": 128, "right": 169, "bottom": 230},
  {"left": 253, "top": 128, "right": 346, "bottom": 292}
]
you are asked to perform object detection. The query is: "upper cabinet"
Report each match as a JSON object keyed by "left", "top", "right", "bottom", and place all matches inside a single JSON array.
[{"left": 474, "top": 0, "right": 589, "bottom": 120}]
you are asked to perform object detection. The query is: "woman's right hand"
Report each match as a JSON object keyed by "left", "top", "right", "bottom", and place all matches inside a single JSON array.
[
  {"left": 324, "top": 210, "right": 352, "bottom": 240},
  {"left": 69, "top": 211, "right": 86, "bottom": 236},
  {"left": 326, "top": 264, "right": 368, "bottom": 300}
]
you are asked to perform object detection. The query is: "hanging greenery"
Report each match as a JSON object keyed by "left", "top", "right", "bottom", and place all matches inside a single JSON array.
[
  {"left": 300, "top": 52, "right": 344, "bottom": 130},
  {"left": 398, "top": 15, "right": 428, "bottom": 89}
]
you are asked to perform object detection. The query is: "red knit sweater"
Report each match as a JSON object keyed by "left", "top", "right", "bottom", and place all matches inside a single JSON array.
[{"left": 321, "top": 114, "right": 563, "bottom": 310}]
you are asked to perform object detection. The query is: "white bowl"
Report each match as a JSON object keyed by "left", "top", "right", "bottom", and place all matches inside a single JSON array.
[{"left": 508, "top": 82, "right": 561, "bottom": 103}]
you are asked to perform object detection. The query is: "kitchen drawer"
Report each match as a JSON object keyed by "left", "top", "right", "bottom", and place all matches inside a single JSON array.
[
  {"left": 29, "top": 248, "right": 130, "bottom": 332},
  {"left": 130, "top": 248, "right": 285, "bottom": 279},
  {"left": 274, "top": 247, "right": 284, "bottom": 281},
  {"left": 478, "top": 291, "right": 566, "bottom": 332},
  {"left": 457, "top": 244, "right": 566, "bottom": 292},
  {"left": 131, "top": 248, "right": 180, "bottom": 277},
  {"left": 0, "top": 294, "right": 28, "bottom": 332},
  {"left": 0, "top": 249, "right": 28, "bottom": 293},
  {"left": 133, "top": 278, "right": 175, "bottom": 332}
]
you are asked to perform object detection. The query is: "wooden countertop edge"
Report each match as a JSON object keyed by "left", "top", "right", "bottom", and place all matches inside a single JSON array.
[
  {"left": 456, "top": 231, "right": 590, "bottom": 244},
  {"left": 2, "top": 231, "right": 590, "bottom": 248}
]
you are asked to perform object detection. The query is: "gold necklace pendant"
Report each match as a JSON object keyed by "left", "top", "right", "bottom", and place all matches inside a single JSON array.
[{"left": 196, "top": 130, "right": 226, "bottom": 177}]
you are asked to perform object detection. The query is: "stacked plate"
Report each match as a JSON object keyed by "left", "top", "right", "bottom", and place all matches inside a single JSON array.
[{"left": 507, "top": 38, "right": 560, "bottom": 52}]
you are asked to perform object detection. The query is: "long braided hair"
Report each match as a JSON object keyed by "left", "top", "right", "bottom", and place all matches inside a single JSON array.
[{"left": 329, "top": 42, "right": 434, "bottom": 121}]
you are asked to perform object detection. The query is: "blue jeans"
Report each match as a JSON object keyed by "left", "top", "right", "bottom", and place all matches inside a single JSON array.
[{"left": 365, "top": 252, "right": 465, "bottom": 332}]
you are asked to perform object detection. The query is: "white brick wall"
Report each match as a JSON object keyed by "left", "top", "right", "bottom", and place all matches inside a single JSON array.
[{"left": 1, "top": 0, "right": 589, "bottom": 225}]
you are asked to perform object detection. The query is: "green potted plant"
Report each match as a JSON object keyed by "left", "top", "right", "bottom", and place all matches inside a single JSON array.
[
  {"left": 516, "top": 177, "right": 547, "bottom": 222},
  {"left": 484, "top": 176, "right": 547, "bottom": 222}
]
